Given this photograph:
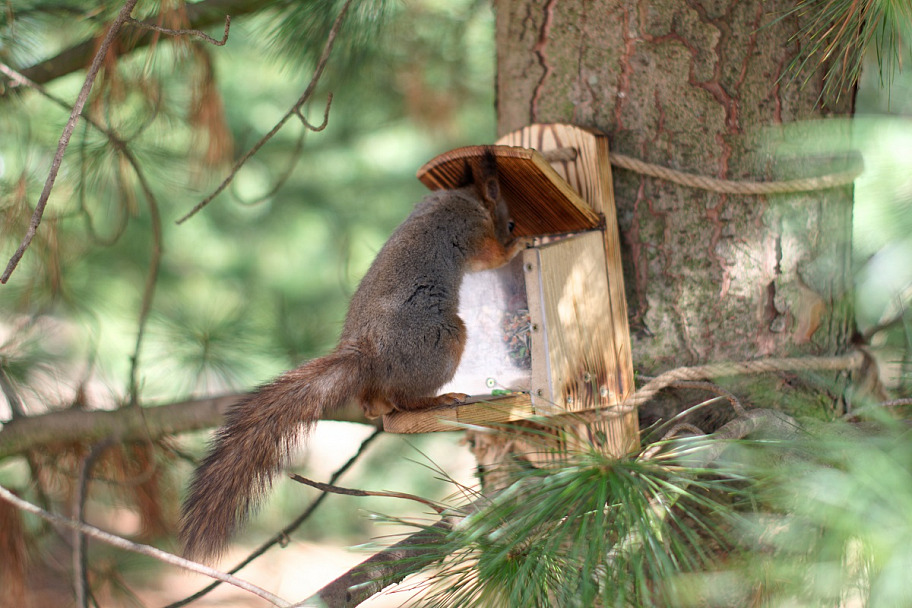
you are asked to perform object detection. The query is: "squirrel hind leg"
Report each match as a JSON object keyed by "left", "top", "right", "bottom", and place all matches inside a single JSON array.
[{"left": 361, "top": 395, "right": 396, "bottom": 419}]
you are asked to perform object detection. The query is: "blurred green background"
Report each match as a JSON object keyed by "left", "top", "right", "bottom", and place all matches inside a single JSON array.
[{"left": 1, "top": 1, "right": 912, "bottom": 604}]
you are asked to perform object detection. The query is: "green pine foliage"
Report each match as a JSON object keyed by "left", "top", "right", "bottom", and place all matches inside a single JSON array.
[
  {"left": 779, "top": 0, "right": 912, "bottom": 101},
  {"left": 380, "top": 436, "right": 748, "bottom": 607},
  {"left": 369, "top": 419, "right": 912, "bottom": 607}
]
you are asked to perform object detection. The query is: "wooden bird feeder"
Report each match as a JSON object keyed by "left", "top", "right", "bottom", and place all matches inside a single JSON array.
[{"left": 382, "top": 124, "right": 637, "bottom": 455}]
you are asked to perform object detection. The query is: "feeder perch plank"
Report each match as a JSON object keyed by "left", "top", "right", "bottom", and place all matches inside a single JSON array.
[{"left": 382, "top": 393, "right": 536, "bottom": 434}]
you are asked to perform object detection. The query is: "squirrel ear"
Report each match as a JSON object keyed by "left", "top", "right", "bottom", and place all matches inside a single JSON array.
[
  {"left": 483, "top": 176, "right": 499, "bottom": 206},
  {"left": 478, "top": 148, "right": 500, "bottom": 208}
]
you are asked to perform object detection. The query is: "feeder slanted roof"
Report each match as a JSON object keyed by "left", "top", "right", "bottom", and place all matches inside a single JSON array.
[{"left": 417, "top": 145, "right": 602, "bottom": 237}]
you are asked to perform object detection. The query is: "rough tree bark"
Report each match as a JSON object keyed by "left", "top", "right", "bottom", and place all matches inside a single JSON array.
[{"left": 493, "top": 0, "right": 855, "bottom": 422}]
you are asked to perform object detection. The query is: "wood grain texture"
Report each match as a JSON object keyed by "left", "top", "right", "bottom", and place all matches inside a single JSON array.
[
  {"left": 527, "top": 231, "right": 628, "bottom": 411},
  {"left": 382, "top": 392, "right": 535, "bottom": 433},
  {"left": 499, "top": 124, "right": 637, "bottom": 455}
]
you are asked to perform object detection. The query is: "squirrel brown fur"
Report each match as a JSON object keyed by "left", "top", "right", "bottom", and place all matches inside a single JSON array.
[{"left": 179, "top": 150, "right": 523, "bottom": 561}]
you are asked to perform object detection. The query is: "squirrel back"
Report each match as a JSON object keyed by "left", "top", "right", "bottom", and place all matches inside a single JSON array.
[{"left": 180, "top": 150, "right": 521, "bottom": 561}]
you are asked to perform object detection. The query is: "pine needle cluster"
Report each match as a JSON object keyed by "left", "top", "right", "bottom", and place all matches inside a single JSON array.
[
  {"left": 387, "top": 440, "right": 746, "bottom": 608},
  {"left": 781, "top": 0, "right": 911, "bottom": 101}
]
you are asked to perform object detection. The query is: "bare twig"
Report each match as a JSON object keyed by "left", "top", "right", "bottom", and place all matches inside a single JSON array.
[
  {"left": 622, "top": 351, "right": 866, "bottom": 409},
  {"left": 290, "top": 474, "right": 444, "bottom": 514},
  {"left": 176, "top": 0, "right": 354, "bottom": 224},
  {"left": 233, "top": 125, "right": 308, "bottom": 207},
  {"left": 293, "top": 93, "right": 333, "bottom": 132},
  {"left": 76, "top": 122, "right": 130, "bottom": 246},
  {"left": 126, "top": 164, "right": 163, "bottom": 408},
  {"left": 166, "top": 428, "right": 383, "bottom": 608},
  {"left": 645, "top": 408, "right": 802, "bottom": 468},
  {"left": 1, "top": 0, "right": 140, "bottom": 284},
  {"left": 660, "top": 422, "right": 707, "bottom": 441},
  {"left": 73, "top": 439, "right": 116, "bottom": 608},
  {"left": 0, "top": 483, "right": 292, "bottom": 607},
  {"left": 877, "top": 397, "right": 912, "bottom": 409},
  {"left": 126, "top": 15, "right": 231, "bottom": 46},
  {"left": 656, "top": 379, "right": 746, "bottom": 417}
]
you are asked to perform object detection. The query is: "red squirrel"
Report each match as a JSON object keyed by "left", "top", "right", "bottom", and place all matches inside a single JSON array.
[{"left": 180, "top": 150, "right": 523, "bottom": 561}]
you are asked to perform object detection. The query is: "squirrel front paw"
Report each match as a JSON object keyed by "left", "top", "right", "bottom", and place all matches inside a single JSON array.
[
  {"left": 386, "top": 392, "right": 470, "bottom": 411},
  {"left": 437, "top": 392, "right": 470, "bottom": 405}
]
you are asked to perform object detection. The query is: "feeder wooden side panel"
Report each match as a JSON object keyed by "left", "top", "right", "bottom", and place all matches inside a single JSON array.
[
  {"left": 499, "top": 124, "right": 634, "bottom": 415},
  {"left": 525, "top": 231, "right": 631, "bottom": 414},
  {"left": 416, "top": 145, "right": 601, "bottom": 237}
]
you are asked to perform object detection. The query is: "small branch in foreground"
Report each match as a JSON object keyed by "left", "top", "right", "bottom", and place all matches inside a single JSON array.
[
  {"left": 290, "top": 474, "right": 444, "bottom": 514},
  {"left": 623, "top": 351, "right": 866, "bottom": 409},
  {"left": 300, "top": 506, "right": 477, "bottom": 608},
  {"left": 176, "top": 0, "right": 354, "bottom": 223},
  {"left": 1, "top": 0, "right": 140, "bottom": 284},
  {"left": 0, "top": 484, "right": 292, "bottom": 607},
  {"left": 126, "top": 15, "right": 230, "bottom": 46}
]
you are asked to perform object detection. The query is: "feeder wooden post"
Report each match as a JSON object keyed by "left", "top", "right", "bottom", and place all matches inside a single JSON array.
[{"left": 382, "top": 124, "right": 638, "bottom": 467}]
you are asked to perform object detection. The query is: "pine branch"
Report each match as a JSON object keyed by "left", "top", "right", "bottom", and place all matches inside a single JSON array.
[
  {"left": 0, "top": 395, "right": 372, "bottom": 461},
  {"left": 73, "top": 440, "right": 116, "bottom": 608},
  {"left": 4, "top": 0, "right": 262, "bottom": 91},
  {"left": 308, "top": 409, "right": 808, "bottom": 607},
  {"left": 290, "top": 473, "right": 445, "bottom": 513},
  {"left": 303, "top": 506, "right": 479, "bottom": 608}
]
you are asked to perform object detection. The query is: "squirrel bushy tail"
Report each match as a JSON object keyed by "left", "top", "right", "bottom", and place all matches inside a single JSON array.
[{"left": 179, "top": 348, "right": 360, "bottom": 561}]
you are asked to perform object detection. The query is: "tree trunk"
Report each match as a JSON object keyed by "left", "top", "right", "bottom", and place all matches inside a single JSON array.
[{"left": 493, "top": 0, "right": 855, "bottom": 419}]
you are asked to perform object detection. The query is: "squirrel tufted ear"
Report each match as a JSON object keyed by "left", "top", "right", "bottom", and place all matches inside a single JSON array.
[
  {"left": 478, "top": 148, "right": 500, "bottom": 208},
  {"left": 483, "top": 175, "right": 499, "bottom": 205}
]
